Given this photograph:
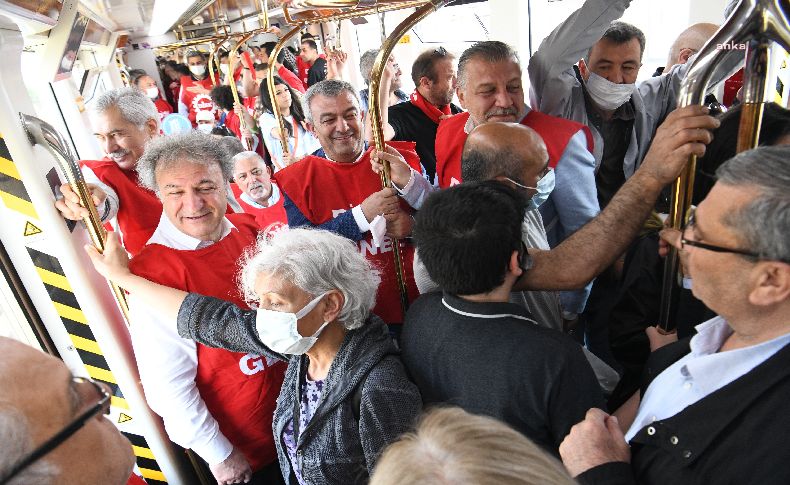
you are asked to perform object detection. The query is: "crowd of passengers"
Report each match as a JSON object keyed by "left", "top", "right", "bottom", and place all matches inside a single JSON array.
[{"left": 2, "top": 0, "right": 790, "bottom": 484}]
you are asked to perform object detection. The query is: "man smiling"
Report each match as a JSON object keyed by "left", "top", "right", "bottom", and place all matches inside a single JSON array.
[
  {"left": 54, "top": 88, "right": 162, "bottom": 256},
  {"left": 275, "top": 79, "right": 431, "bottom": 325},
  {"left": 128, "top": 131, "right": 286, "bottom": 485}
]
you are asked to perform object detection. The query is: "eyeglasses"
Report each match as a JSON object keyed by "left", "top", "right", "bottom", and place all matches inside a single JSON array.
[
  {"left": 680, "top": 207, "right": 761, "bottom": 259},
  {"left": 0, "top": 377, "right": 111, "bottom": 485}
]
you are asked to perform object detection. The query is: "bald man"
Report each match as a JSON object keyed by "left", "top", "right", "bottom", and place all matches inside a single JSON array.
[
  {"left": 411, "top": 104, "right": 718, "bottom": 299},
  {"left": 0, "top": 338, "right": 137, "bottom": 485},
  {"left": 654, "top": 23, "right": 720, "bottom": 76}
]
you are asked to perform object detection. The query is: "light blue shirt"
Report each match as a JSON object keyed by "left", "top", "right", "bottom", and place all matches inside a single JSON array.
[
  {"left": 258, "top": 112, "right": 321, "bottom": 170},
  {"left": 626, "top": 316, "right": 790, "bottom": 442}
]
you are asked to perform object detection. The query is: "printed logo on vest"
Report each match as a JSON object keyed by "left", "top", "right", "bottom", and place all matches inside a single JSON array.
[
  {"left": 239, "top": 353, "right": 277, "bottom": 375},
  {"left": 192, "top": 94, "right": 215, "bottom": 114},
  {"left": 261, "top": 221, "right": 287, "bottom": 240}
]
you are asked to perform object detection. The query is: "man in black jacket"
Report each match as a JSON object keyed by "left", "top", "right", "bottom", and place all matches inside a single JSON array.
[
  {"left": 559, "top": 146, "right": 790, "bottom": 484},
  {"left": 402, "top": 180, "right": 605, "bottom": 453}
]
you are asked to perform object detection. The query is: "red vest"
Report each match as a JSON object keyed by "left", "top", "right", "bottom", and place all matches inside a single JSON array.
[
  {"left": 179, "top": 75, "right": 218, "bottom": 126},
  {"left": 230, "top": 182, "right": 289, "bottom": 238},
  {"left": 274, "top": 142, "right": 421, "bottom": 324},
  {"left": 80, "top": 159, "right": 161, "bottom": 257},
  {"left": 434, "top": 111, "right": 594, "bottom": 188},
  {"left": 129, "top": 213, "right": 286, "bottom": 471}
]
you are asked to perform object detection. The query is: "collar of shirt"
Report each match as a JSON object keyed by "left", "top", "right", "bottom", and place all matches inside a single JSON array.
[
  {"left": 314, "top": 141, "right": 369, "bottom": 163},
  {"left": 441, "top": 292, "right": 538, "bottom": 325},
  {"left": 463, "top": 106, "right": 532, "bottom": 135},
  {"left": 683, "top": 316, "right": 790, "bottom": 395},
  {"left": 147, "top": 212, "right": 236, "bottom": 250},
  {"left": 239, "top": 184, "right": 281, "bottom": 209}
]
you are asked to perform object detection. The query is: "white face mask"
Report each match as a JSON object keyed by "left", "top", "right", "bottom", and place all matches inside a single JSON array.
[
  {"left": 527, "top": 169, "right": 555, "bottom": 211},
  {"left": 197, "top": 123, "right": 214, "bottom": 133},
  {"left": 144, "top": 87, "right": 159, "bottom": 99},
  {"left": 255, "top": 292, "right": 330, "bottom": 355},
  {"left": 584, "top": 71, "right": 634, "bottom": 111},
  {"left": 189, "top": 64, "right": 206, "bottom": 77},
  {"left": 219, "top": 64, "right": 230, "bottom": 75}
]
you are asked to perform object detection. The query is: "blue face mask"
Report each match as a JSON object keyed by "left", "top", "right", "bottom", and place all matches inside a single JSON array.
[{"left": 527, "top": 168, "right": 555, "bottom": 211}]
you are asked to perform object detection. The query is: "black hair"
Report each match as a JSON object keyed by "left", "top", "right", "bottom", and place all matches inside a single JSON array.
[
  {"left": 411, "top": 46, "right": 455, "bottom": 85},
  {"left": 218, "top": 49, "right": 229, "bottom": 60},
  {"left": 210, "top": 85, "right": 235, "bottom": 112},
  {"left": 259, "top": 76, "right": 305, "bottom": 137},
  {"left": 693, "top": 102, "right": 790, "bottom": 204},
  {"left": 586, "top": 21, "right": 646, "bottom": 61},
  {"left": 301, "top": 39, "right": 318, "bottom": 51},
  {"left": 173, "top": 64, "right": 191, "bottom": 77},
  {"left": 253, "top": 62, "right": 269, "bottom": 72},
  {"left": 413, "top": 181, "right": 527, "bottom": 295},
  {"left": 211, "top": 126, "right": 235, "bottom": 137}
]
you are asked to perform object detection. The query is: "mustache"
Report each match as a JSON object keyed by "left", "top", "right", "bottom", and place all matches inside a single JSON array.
[
  {"left": 107, "top": 149, "right": 130, "bottom": 160},
  {"left": 248, "top": 181, "right": 265, "bottom": 192},
  {"left": 484, "top": 107, "right": 518, "bottom": 119}
]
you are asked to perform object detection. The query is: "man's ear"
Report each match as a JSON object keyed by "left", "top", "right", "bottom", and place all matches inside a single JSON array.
[
  {"left": 508, "top": 249, "right": 523, "bottom": 278},
  {"left": 456, "top": 86, "right": 466, "bottom": 109},
  {"left": 306, "top": 120, "right": 317, "bottom": 135},
  {"left": 578, "top": 59, "right": 590, "bottom": 80},
  {"left": 748, "top": 262, "right": 790, "bottom": 307},
  {"left": 418, "top": 76, "right": 431, "bottom": 90},
  {"left": 145, "top": 118, "right": 159, "bottom": 137},
  {"left": 678, "top": 48, "right": 696, "bottom": 65}
]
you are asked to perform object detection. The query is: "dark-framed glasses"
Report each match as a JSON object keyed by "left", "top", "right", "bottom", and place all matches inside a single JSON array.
[
  {"left": 0, "top": 377, "right": 111, "bottom": 485},
  {"left": 680, "top": 207, "right": 761, "bottom": 259}
]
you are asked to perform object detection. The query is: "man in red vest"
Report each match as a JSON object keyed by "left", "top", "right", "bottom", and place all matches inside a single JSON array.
[
  {"left": 54, "top": 88, "right": 162, "bottom": 256},
  {"left": 275, "top": 79, "right": 432, "bottom": 326},
  {"left": 230, "top": 151, "right": 288, "bottom": 237},
  {"left": 178, "top": 50, "right": 218, "bottom": 127},
  {"left": 129, "top": 131, "right": 287, "bottom": 485},
  {"left": 434, "top": 40, "right": 599, "bottom": 325}
]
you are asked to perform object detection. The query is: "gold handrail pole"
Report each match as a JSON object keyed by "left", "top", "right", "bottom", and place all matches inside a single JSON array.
[
  {"left": 20, "top": 114, "right": 131, "bottom": 323},
  {"left": 736, "top": 38, "right": 770, "bottom": 152},
  {"left": 207, "top": 39, "right": 222, "bottom": 86},
  {"left": 267, "top": 25, "right": 303, "bottom": 170},
  {"left": 368, "top": 0, "right": 450, "bottom": 316},
  {"left": 658, "top": 0, "right": 790, "bottom": 331},
  {"left": 229, "top": 31, "right": 258, "bottom": 148}
]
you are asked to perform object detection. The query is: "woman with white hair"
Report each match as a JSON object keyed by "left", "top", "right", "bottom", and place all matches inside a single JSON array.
[{"left": 87, "top": 228, "right": 421, "bottom": 485}]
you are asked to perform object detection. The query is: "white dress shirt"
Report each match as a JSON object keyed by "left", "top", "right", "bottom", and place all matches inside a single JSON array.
[
  {"left": 626, "top": 316, "right": 790, "bottom": 441},
  {"left": 128, "top": 213, "right": 237, "bottom": 465}
]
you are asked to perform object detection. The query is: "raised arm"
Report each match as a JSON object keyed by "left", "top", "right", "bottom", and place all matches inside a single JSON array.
[
  {"left": 515, "top": 105, "right": 720, "bottom": 291},
  {"left": 528, "top": 0, "right": 632, "bottom": 113},
  {"left": 85, "top": 232, "right": 186, "bottom": 323}
]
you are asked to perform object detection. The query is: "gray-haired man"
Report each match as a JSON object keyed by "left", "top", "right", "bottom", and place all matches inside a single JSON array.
[
  {"left": 54, "top": 87, "right": 161, "bottom": 256},
  {"left": 560, "top": 145, "right": 790, "bottom": 484},
  {"left": 127, "top": 131, "right": 286, "bottom": 485},
  {"left": 275, "top": 79, "right": 431, "bottom": 325}
]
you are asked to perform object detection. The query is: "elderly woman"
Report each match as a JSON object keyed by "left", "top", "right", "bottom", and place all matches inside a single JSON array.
[{"left": 87, "top": 228, "right": 421, "bottom": 485}]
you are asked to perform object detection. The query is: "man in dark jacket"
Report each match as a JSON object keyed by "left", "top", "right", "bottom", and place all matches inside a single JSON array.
[
  {"left": 560, "top": 146, "right": 790, "bottom": 484},
  {"left": 403, "top": 180, "right": 605, "bottom": 453}
]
